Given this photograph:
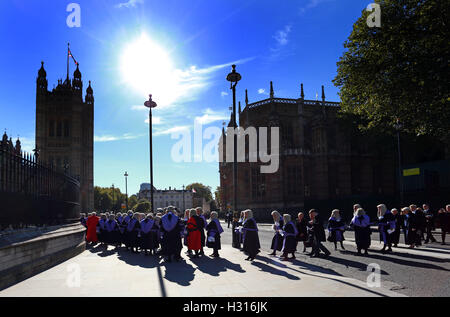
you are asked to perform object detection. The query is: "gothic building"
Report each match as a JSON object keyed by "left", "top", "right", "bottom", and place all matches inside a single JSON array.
[
  {"left": 219, "top": 82, "right": 397, "bottom": 220},
  {"left": 35, "top": 62, "right": 94, "bottom": 212}
]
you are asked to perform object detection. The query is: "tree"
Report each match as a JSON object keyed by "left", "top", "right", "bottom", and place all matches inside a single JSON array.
[
  {"left": 134, "top": 199, "right": 151, "bottom": 213},
  {"left": 186, "top": 183, "right": 213, "bottom": 202},
  {"left": 333, "top": 0, "right": 449, "bottom": 143},
  {"left": 128, "top": 194, "right": 139, "bottom": 210}
]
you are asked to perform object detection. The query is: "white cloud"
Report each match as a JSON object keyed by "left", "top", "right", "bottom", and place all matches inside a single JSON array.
[
  {"left": 195, "top": 108, "right": 228, "bottom": 125},
  {"left": 273, "top": 25, "right": 292, "bottom": 46},
  {"left": 145, "top": 116, "right": 163, "bottom": 125},
  {"left": 258, "top": 88, "right": 269, "bottom": 95},
  {"left": 299, "top": 0, "right": 334, "bottom": 14},
  {"left": 221, "top": 91, "right": 229, "bottom": 97},
  {"left": 115, "top": 0, "right": 144, "bottom": 9},
  {"left": 94, "top": 133, "right": 143, "bottom": 143},
  {"left": 153, "top": 126, "right": 190, "bottom": 137}
]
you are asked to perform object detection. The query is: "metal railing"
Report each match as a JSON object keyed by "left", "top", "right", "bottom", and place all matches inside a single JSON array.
[{"left": 0, "top": 146, "right": 80, "bottom": 230}]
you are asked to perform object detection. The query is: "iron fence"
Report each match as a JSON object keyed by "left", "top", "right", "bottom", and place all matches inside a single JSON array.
[{"left": 0, "top": 147, "right": 80, "bottom": 230}]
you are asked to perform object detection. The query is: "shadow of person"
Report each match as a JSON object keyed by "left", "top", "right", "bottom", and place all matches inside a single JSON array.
[
  {"left": 190, "top": 255, "right": 246, "bottom": 277},
  {"left": 86, "top": 243, "right": 107, "bottom": 254},
  {"left": 161, "top": 259, "right": 196, "bottom": 286},
  {"left": 116, "top": 248, "right": 161, "bottom": 269},
  {"left": 251, "top": 260, "right": 300, "bottom": 280}
]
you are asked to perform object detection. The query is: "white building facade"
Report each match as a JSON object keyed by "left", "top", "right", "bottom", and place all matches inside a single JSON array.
[{"left": 138, "top": 184, "right": 194, "bottom": 211}]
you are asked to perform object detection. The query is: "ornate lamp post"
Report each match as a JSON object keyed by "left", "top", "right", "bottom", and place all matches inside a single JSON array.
[
  {"left": 226, "top": 65, "right": 242, "bottom": 213},
  {"left": 394, "top": 119, "right": 404, "bottom": 205},
  {"left": 124, "top": 171, "right": 129, "bottom": 210},
  {"left": 144, "top": 94, "right": 158, "bottom": 212}
]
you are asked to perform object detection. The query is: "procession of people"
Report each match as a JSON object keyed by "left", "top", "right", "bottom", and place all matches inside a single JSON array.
[{"left": 80, "top": 202, "right": 450, "bottom": 264}]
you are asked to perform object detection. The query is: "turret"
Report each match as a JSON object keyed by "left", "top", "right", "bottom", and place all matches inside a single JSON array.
[
  {"left": 85, "top": 80, "right": 94, "bottom": 104},
  {"left": 73, "top": 64, "right": 83, "bottom": 96},
  {"left": 37, "top": 61, "right": 48, "bottom": 98}
]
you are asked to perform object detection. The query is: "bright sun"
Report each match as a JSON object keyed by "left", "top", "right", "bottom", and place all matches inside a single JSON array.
[{"left": 120, "top": 33, "right": 178, "bottom": 105}]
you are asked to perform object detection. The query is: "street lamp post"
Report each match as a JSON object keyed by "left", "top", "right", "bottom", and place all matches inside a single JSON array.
[
  {"left": 112, "top": 184, "right": 115, "bottom": 212},
  {"left": 226, "top": 65, "right": 241, "bottom": 213},
  {"left": 182, "top": 185, "right": 185, "bottom": 211},
  {"left": 124, "top": 171, "right": 129, "bottom": 210},
  {"left": 144, "top": 95, "right": 158, "bottom": 213},
  {"left": 394, "top": 119, "right": 404, "bottom": 205}
]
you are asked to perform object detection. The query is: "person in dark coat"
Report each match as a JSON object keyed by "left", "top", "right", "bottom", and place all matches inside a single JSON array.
[
  {"left": 403, "top": 207, "right": 418, "bottom": 248},
  {"left": 295, "top": 212, "right": 309, "bottom": 253},
  {"left": 391, "top": 208, "right": 402, "bottom": 247},
  {"left": 350, "top": 208, "right": 371, "bottom": 256},
  {"left": 80, "top": 213, "right": 87, "bottom": 228},
  {"left": 307, "top": 209, "right": 330, "bottom": 258},
  {"left": 437, "top": 206, "right": 450, "bottom": 245},
  {"left": 206, "top": 212, "right": 224, "bottom": 258},
  {"left": 280, "top": 214, "right": 298, "bottom": 261},
  {"left": 125, "top": 213, "right": 141, "bottom": 253},
  {"left": 231, "top": 213, "right": 241, "bottom": 249},
  {"left": 140, "top": 214, "right": 157, "bottom": 255},
  {"left": 411, "top": 205, "right": 425, "bottom": 246},
  {"left": 196, "top": 207, "right": 207, "bottom": 256},
  {"left": 377, "top": 204, "right": 396, "bottom": 253},
  {"left": 104, "top": 214, "right": 120, "bottom": 247},
  {"left": 160, "top": 209, "right": 183, "bottom": 262},
  {"left": 423, "top": 204, "right": 437, "bottom": 243},
  {"left": 242, "top": 209, "right": 261, "bottom": 261},
  {"left": 182, "top": 209, "right": 191, "bottom": 255},
  {"left": 327, "top": 209, "right": 346, "bottom": 251},
  {"left": 268, "top": 211, "right": 284, "bottom": 256},
  {"left": 98, "top": 214, "right": 107, "bottom": 246}
]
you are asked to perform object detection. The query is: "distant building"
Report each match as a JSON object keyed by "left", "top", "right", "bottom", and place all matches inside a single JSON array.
[
  {"left": 138, "top": 183, "right": 194, "bottom": 211},
  {"left": 35, "top": 61, "right": 94, "bottom": 212}
]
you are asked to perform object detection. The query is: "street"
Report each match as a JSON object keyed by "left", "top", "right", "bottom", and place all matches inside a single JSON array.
[{"left": 220, "top": 221, "right": 450, "bottom": 297}]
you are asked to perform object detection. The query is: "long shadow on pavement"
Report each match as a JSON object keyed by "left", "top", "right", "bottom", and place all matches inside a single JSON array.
[
  {"left": 190, "top": 255, "right": 246, "bottom": 277},
  {"left": 161, "top": 259, "right": 196, "bottom": 287}
]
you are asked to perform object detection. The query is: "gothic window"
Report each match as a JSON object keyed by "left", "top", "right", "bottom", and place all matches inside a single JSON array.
[
  {"left": 286, "top": 166, "right": 302, "bottom": 195},
  {"left": 49, "top": 120, "right": 55, "bottom": 137},
  {"left": 282, "top": 124, "right": 294, "bottom": 148},
  {"left": 251, "top": 167, "right": 266, "bottom": 199},
  {"left": 56, "top": 121, "right": 62, "bottom": 137},
  {"left": 64, "top": 120, "right": 70, "bottom": 138}
]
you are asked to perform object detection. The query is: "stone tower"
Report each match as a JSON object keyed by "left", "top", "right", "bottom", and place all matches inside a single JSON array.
[{"left": 35, "top": 61, "right": 94, "bottom": 212}]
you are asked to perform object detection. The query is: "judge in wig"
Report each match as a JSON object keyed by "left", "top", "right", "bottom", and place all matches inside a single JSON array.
[
  {"left": 140, "top": 214, "right": 158, "bottom": 255},
  {"left": 268, "top": 211, "right": 284, "bottom": 256},
  {"left": 206, "top": 211, "right": 224, "bottom": 258},
  {"left": 350, "top": 208, "right": 371, "bottom": 256},
  {"left": 104, "top": 214, "right": 120, "bottom": 247},
  {"left": 125, "top": 213, "right": 141, "bottom": 253},
  {"left": 160, "top": 207, "right": 183, "bottom": 262},
  {"left": 377, "top": 204, "right": 396, "bottom": 253},
  {"left": 280, "top": 214, "right": 298, "bottom": 261},
  {"left": 327, "top": 209, "right": 346, "bottom": 251},
  {"left": 242, "top": 209, "right": 261, "bottom": 261},
  {"left": 196, "top": 207, "right": 207, "bottom": 256}
]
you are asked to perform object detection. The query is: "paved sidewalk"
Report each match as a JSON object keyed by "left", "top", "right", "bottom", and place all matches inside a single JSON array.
[{"left": 0, "top": 244, "right": 405, "bottom": 297}]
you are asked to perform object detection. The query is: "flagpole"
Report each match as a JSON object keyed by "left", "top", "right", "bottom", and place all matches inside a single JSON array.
[{"left": 67, "top": 42, "right": 70, "bottom": 81}]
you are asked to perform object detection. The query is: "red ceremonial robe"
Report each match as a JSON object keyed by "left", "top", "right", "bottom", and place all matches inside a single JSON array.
[
  {"left": 187, "top": 217, "right": 202, "bottom": 251},
  {"left": 86, "top": 216, "right": 100, "bottom": 242}
]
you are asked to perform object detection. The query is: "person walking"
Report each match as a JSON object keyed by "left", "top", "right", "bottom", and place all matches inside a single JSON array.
[
  {"left": 206, "top": 212, "right": 224, "bottom": 258},
  {"left": 242, "top": 209, "right": 261, "bottom": 261},
  {"left": 307, "top": 209, "right": 330, "bottom": 258},
  {"left": 268, "top": 211, "right": 284, "bottom": 256},
  {"left": 280, "top": 214, "right": 298, "bottom": 261},
  {"left": 350, "top": 208, "right": 371, "bottom": 256},
  {"left": 327, "top": 209, "right": 346, "bottom": 251}
]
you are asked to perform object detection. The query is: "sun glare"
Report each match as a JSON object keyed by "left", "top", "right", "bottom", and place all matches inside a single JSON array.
[{"left": 120, "top": 33, "right": 178, "bottom": 106}]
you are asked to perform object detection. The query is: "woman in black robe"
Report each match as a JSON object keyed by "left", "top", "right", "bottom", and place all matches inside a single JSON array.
[
  {"left": 437, "top": 207, "right": 449, "bottom": 245},
  {"left": 402, "top": 207, "right": 418, "bottom": 248},
  {"left": 280, "top": 214, "right": 298, "bottom": 261},
  {"left": 105, "top": 215, "right": 120, "bottom": 247},
  {"left": 269, "top": 211, "right": 284, "bottom": 256},
  {"left": 206, "top": 212, "right": 224, "bottom": 258},
  {"left": 125, "top": 213, "right": 141, "bottom": 253},
  {"left": 350, "top": 208, "right": 371, "bottom": 256},
  {"left": 377, "top": 204, "right": 396, "bottom": 253},
  {"left": 140, "top": 214, "right": 157, "bottom": 255},
  {"left": 295, "top": 212, "right": 309, "bottom": 253},
  {"left": 391, "top": 208, "right": 402, "bottom": 247},
  {"left": 160, "top": 210, "right": 183, "bottom": 262},
  {"left": 242, "top": 209, "right": 261, "bottom": 261},
  {"left": 231, "top": 213, "right": 241, "bottom": 249},
  {"left": 327, "top": 209, "right": 346, "bottom": 251}
]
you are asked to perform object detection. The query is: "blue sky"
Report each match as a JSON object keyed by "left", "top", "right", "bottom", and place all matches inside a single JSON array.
[{"left": 0, "top": 0, "right": 371, "bottom": 196}]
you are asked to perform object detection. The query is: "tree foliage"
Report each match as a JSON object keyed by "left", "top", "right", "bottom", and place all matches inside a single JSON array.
[
  {"left": 134, "top": 199, "right": 151, "bottom": 213},
  {"left": 334, "top": 0, "right": 449, "bottom": 141},
  {"left": 186, "top": 183, "right": 213, "bottom": 202}
]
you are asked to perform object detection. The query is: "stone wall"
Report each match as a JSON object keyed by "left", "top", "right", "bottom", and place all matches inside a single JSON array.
[{"left": 0, "top": 223, "right": 86, "bottom": 291}]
